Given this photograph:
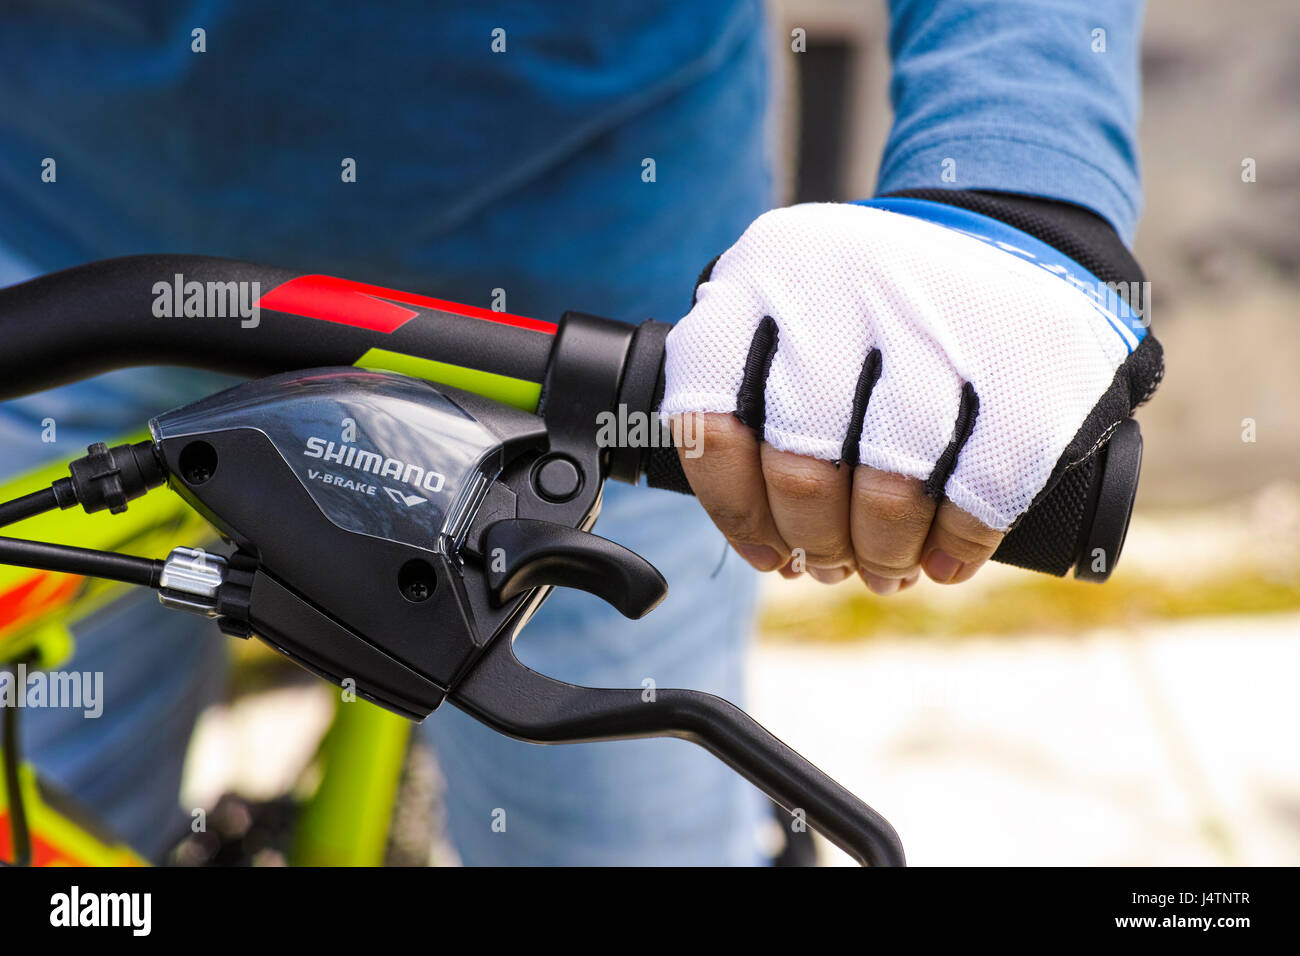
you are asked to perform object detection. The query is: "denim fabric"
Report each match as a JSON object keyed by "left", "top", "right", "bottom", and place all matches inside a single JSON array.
[
  {"left": 1, "top": 1, "right": 772, "bottom": 864},
  {"left": 425, "top": 483, "right": 765, "bottom": 865}
]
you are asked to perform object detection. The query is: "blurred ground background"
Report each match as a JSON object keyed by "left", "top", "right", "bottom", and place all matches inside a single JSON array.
[
  {"left": 184, "top": 0, "right": 1300, "bottom": 865},
  {"left": 748, "top": 0, "right": 1300, "bottom": 864}
]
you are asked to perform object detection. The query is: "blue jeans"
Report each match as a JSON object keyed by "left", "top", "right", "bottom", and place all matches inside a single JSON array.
[
  {"left": 6, "top": 378, "right": 765, "bottom": 864},
  {"left": 425, "top": 483, "right": 764, "bottom": 865},
  {"left": 1, "top": 0, "right": 773, "bottom": 863},
  {"left": 0, "top": 73, "right": 772, "bottom": 862}
]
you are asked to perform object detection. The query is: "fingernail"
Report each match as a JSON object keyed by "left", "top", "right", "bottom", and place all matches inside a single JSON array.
[
  {"left": 924, "top": 550, "right": 963, "bottom": 584},
  {"left": 860, "top": 570, "right": 900, "bottom": 596},
  {"left": 809, "top": 566, "right": 852, "bottom": 585},
  {"left": 898, "top": 570, "right": 921, "bottom": 592},
  {"left": 734, "top": 542, "right": 781, "bottom": 571}
]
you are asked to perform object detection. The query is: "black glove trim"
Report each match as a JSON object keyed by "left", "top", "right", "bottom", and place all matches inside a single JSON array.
[{"left": 840, "top": 348, "right": 883, "bottom": 467}]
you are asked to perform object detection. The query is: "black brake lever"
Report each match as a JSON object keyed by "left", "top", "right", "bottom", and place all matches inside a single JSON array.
[
  {"left": 132, "top": 362, "right": 908, "bottom": 866},
  {"left": 449, "top": 630, "right": 906, "bottom": 867}
]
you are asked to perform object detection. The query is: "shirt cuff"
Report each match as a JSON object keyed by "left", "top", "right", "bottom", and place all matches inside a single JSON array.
[{"left": 875, "top": 133, "right": 1142, "bottom": 246}]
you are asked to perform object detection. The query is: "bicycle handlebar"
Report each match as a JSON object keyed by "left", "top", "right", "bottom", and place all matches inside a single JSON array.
[
  {"left": 0, "top": 255, "right": 555, "bottom": 400},
  {"left": 0, "top": 253, "right": 1148, "bottom": 867},
  {"left": 0, "top": 254, "right": 1137, "bottom": 578}
]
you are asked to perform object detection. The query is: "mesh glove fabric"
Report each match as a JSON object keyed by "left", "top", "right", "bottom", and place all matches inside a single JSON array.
[{"left": 662, "top": 199, "right": 1161, "bottom": 532}]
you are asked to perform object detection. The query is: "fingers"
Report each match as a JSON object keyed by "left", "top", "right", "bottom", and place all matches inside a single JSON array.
[
  {"left": 920, "top": 498, "right": 1005, "bottom": 584},
  {"left": 678, "top": 415, "right": 1002, "bottom": 591},
  {"left": 858, "top": 565, "right": 920, "bottom": 594},
  {"left": 849, "top": 467, "right": 937, "bottom": 595},
  {"left": 760, "top": 444, "right": 854, "bottom": 573},
  {"left": 676, "top": 413, "right": 789, "bottom": 571}
]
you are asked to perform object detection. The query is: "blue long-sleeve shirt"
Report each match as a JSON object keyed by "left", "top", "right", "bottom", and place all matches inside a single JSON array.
[
  {"left": 0, "top": 1, "right": 1143, "bottom": 280},
  {"left": 877, "top": 0, "right": 1144, "bottom": 242},
  {"left": 0, "top": 0, "right": 1144, "bottom": 442}
]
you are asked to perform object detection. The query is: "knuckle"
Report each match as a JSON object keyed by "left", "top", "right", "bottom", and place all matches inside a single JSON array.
[
  {"left": 765, "top": 460, "right": 835, "bottom": 504},
  {"left": 854, "top": 472, "right": 930, "bottom": 527},
  {"left": 759, "top": 460, "right": 832, "bottom": 504},
  {"left": 706, "top": 503, "right": 768, "bottom": 544},
  {"left": 692, "top": 413, "right": 750, "bottom": 454},
  {"left": 936, "top": 504, "right": 1004, "bottom": 555}
]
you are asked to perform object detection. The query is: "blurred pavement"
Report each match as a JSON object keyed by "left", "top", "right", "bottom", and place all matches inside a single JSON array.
[{"left": 752, "top": 612, "right": 1300, "bottom": 866}]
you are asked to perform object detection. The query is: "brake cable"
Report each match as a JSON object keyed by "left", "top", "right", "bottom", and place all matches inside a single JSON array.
[
  {"left": 0, "top": 538, "right": 163, "bottom": 588},
  {"left": 0, "top": 485, "right": 57, "bottom": 866},
  {"left": 0, "top": 487, "right": 63, "bottom": 527},
  {"left": 0, "top": 441, "right": 171, "bottom": 586},
  {"left": 2, "top": 661, "right": 32, "bottom": 866},
  {"left": 0, "top": 440, "right": 175, "bottom": 866}
]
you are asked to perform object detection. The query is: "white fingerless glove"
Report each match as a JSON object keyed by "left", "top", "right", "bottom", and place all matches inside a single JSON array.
[{"left": 662, "top": 199, "right": 1160, "bottom": 531}]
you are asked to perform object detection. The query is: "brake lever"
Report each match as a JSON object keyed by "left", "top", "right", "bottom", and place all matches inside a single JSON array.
[
  {"left": 449, "top": 630, "right": 905, "bottom": 867},
  {"left": 132, "top": 357, "right": 908, "bottom": 865}
]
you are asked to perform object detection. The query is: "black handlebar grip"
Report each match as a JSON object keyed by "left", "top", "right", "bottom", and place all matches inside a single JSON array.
[
  {"left": 987, "top": 419, "right": 1142, "bottom": 580},
  {"left": 629, "top": 322, "right": 1143, "bottom": 581}
]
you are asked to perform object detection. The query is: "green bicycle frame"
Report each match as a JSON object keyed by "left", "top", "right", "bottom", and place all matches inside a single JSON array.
[{"left": 2, "top": 351, "right": 542, "bottom": 867}]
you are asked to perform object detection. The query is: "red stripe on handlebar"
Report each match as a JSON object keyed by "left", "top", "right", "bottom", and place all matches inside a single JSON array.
[{"left": 257, "top": 275, "right": 558, "bottom": 335}]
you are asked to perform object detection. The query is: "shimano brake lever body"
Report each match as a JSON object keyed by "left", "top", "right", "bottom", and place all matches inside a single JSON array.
[{"left": 148, "top": 347, "right": 905, "bottom": 864}]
